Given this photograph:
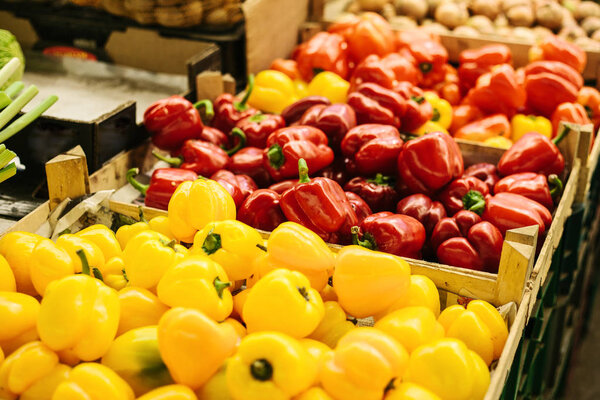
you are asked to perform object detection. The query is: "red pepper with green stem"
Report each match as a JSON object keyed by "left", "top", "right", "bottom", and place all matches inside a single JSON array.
[
  {"left": 298, "top": 103, "right": 357, "bottom": 151},
  {"left": 352, "top": 212, "right": 426, "bottom": 259},
  {"left": 494, "top": 172, "right": 562, "bottom": 210},
  {"left": 126, "top": 167, "right": 198, "bottom": 210},
  {"left": 229, "top": 146, "right": 272, "bottom": 188},
  {"left": 395, "top": 81, "right": 434, "bottom": 131},
  {"left": 396, "top": 194, "right": 447, "bottom": 236},
  {"left": 281, "top": 96, "right": 331, "bottom": 125},
  {"left": 340, "top": 124, "right": 403, "bottom": 176},
  {"left": 292, "top": 32, "right": 350, "bottom": 81},
  {"left": 438, "top": 176, "right": 490, "bottom": 216},
  {"left": 210, "top": 169, "right": 258, "bottom": 209},
  {"left": 211, "top": 75, "right": 258, "bottom": 134},
  {"left": 236, "top": 113, "right": 285, "bottom": 149},
  {"left": 347, "top": 83, "right": 405, "bottom": 128},
  {"left": 280, "top": 159, "right": 358, "bottom": 244},
  {"left": 349, "top": 53, "right": 421, "bottom": 91},
  {"left": 396, "top": 30, "right": 448, "bottom": 88},
  {"left": 143, "top": 96, "right": 214, "bottom": 151},
  {"left": 237, "top": 189, "right": 287, "bottom": 231},
  {"left": 462, "top": 163, "right": 499, "bottom": 192},
  {"left": 344, "top": 174, "right": 399, "bottom": 212}
]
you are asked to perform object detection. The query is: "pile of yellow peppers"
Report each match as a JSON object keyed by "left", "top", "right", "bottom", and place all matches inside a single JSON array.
[{"left": 0, "top": 178, "right": 509, "bottom": 400}]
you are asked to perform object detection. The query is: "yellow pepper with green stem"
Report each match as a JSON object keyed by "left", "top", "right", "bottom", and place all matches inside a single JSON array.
[
  {"left": 103, "top": 256, "right": 128, "bottom": 291},
  {"left": 75, "top": 224, "right": 122, "bottom": 260},
  {"left": 424, "top": 92, "right": 452, "bottom": 129},
  {"left": 52, "top": 363, "right": 134, "bottom": 400},
  {"left": 247, "top": 70, "right": 299, "bottom": 114},
  {"left": 55, "top": 234, "right": 105, "bottom": 274}
]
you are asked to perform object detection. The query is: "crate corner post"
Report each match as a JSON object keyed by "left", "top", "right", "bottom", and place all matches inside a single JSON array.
[{"left": 45, "top": 145, "right": 91, "bottom": 211}]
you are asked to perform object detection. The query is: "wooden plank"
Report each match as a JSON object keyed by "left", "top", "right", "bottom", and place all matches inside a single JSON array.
[
  {"left": 196, "top": 72, "right": 226, "bottom": 103},
  {"left": 505, "top": 225, "right": 538, "bottom": 247},
  {"left": 45, "top": 145, "right": 90, "bottom": 211},
  {"left": 494, "top": 241, "right": 535, "bottom": 306},
  {"left": 108, "top": 199, "right": 167, "bottom": 221},
  {"left": 4, "top": 202, "right": 50, "bottom": 234}
]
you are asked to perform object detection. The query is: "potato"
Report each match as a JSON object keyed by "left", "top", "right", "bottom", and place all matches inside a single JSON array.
[
  {"left": 574, "top": 36, "right": 600, "bottom": 49},
  {"left": 512, "top": 26, "right": 538, "bottom": 41},
  {"left": 559, "top": 24, "right": 586, "bottom": 40},
  {"left": 358, "top": 0, "right": 389, "bottom": 12},
  {"left": 435, "top": 2, "right": 469, "bottom": 28},
  {"left": 581, "top": 16, "right": 600, "bottom": 35},
  {"left": 421, "top": 21, "right": 451, "bottom": 33},
  {"left": 535, "top": 2, "right": 565, "bottom": 29},
  {"left": 507, "top": 5, "right": 535, "bottom": 26},
  {"left": 453, "top": 25, "right": 480, "bottom": 36},
  {"left": 426, "top": 0, "right": 445, "bottom": 16},
  {"left": 501, "top": 0, "right": 530, "bottom": 13},
  {"left": 495, "top": 26, "right": 514, "bottom": 36},
  {"left": 531, "top": 25, "right": 554, "bottom": 40},
  {"left": 470, "top": 0, "right": 500, "bottom": 19},
  {"left": 592, "top": 29, "right": 600, "bottom": 41},
  {"left": 395, "top": 0, "right": 429, "bottom": 19},
  {"left": 382, "top": 2, "right": 397, "bottom": 19},
  {"left": 389, "top": 15, "right": 420, "bottom": 29},
  {"left": 494, "top": 14, "right": 509, "bottom": 27},
  {"left": 574, "top": 1, "right": 600, "bottom": 21},
  {"left": 467, "top": 15, "right": 496, "bottom": 33}
]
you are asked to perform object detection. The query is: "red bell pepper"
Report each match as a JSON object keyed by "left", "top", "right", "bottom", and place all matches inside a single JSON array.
[
  {"left": 298, "top": 103, "right": 357, "bottom": 150},
  {"left": 453, "top": 114, "right": 511, "bottom": 143},
  {"left": 344, "top": 174, "right": 399, "bottom": 213},
  {"left": 524, "top": 72, "right": 579, "bottom": 118},
  {"left": 524, "top": 61, "right": 583, "bottom": 90},
  {"left": 229, "top": 146, "right": 272, "bottom": 188},
  {"left": 577, "top": 87, "right": 600, "bottom": 130},
  {"left": 126, "top": 167, "right": 197, "bottom": 211},
  {"left": 497, "top": 129, "right": 568, "bottom": 176},
  {"left": 494, "top": 172, "right": 562, "bottom": 210},
  {"left": 292, "top": 32, "right": 350, "bottom": 82},
  {"left": 450, "top": 105, "right": 484, "bottom": 135},
  {"left": 438, "top": 176, "right": 490, "bottom": 216},
  {"left": 458, "top": 44, "right": 512, "bottom": 93},
  {"left": 431, "top": 210, "right": 503, "bottom": 273},
  {"left": 318, "top": 158, "right": 350, "bottom": 187},
  {"left": 210, "top": 169, "right": 258, "bottom": 209},
  {"left": 281, "top": 96, "right": 331, "bottom": 125},
  {"left": 347, "top": 83, "right": 405, "bottom": 128},
  {"left": 353, "top": 212, "right": 426, "bottom": 259},
  {"left": 211, "top": 75, "right": 258, "bottom": 134},
  {"left": 328, "top": 12, "right": 395, "bottom": 63},
  {"left": 396, "top": 194, "right": 447, "bottom": 236},
  {"left": 464, "top": 191, "right": 553, "bottom": 235},
  {"left": 530, "top": 35, "right": 586, "bottom": 73},
  {"left": 269, "top": 58, "right": 301, "bottom": 80},
  {"left": 551, "top": 102, "right": 591, "bottom": 138},
  {"left": 346, "top": 191, "right": 372, "bottom": 225},
  {"left": 466, "top": 64, "right": 525, "bottom": 117},
  {"left": 268, "top": 179, "right": 298, "bottom": 194},
  {"left": 236, "top": 113, "right": 286, "bottom": 149},
  {"left": 199, "top": 126, "right": 230, "bottom": 148},
  {"left": 143, "top": 96, "right": 214, "bottom": 151},
  {"left": 397, "top": 131, "right": 464, "bottom": 195},
  {"left": 340, "top": 123, "right": 403, "bottom": 176},
  {"left": 349, "top": 53, "right": 420, "bottom": 92},
  {"left": 433, "top": 65, "right": 462, "bottom": 106},
  {"left": 280, "top": 159, "right": 358, "bottom": 244},
  {"left": 263, "top": 126, "right": 334, "bottom": 181},
  {"left": 397, "top": 30, "right": 448, "bottom": 88},
  {"left": 462, "top": 163, "right": 500, "bottom": 192},
  {"left": 237, "top": 189, "right": 287, "bottom": 232},
  {"left": 395, "top": 82, "right": 434, "bottom": 131}
]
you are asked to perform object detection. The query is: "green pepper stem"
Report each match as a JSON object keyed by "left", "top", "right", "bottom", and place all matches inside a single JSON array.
[
  {"left": 553, "top": 125, "right": 570, "bottom": 145},
  {"left": 431, "top": 108, "right": 440, "bottom": 122},
  {"left": 419, "top": 62, "right": 432, "bottom": 74},
  {"left": 194, "top": 99, "right": 214, "bottom": 120},
  {"left": 202, "top": 231, "right": 222, "bottom": 255},
  {"left": 226, "top": 128, "right": 247, "bottom": 156},
  {"left": 351, "top": 226, "right": 375, "bottom": 250},
  {"left": 235, "top": 74, "right": 255, "bottom": 111},
  {"left": 267, "top": 144, "right": 285, "bottom": 169},
  {"left": 298, "top": 158, "right": 310, "bottom": 183},
  {"left": 214, "top": 276, "right": 231, "bottom": 299},
  {"left": 548, "top": 174, "right": 563, "bottom": 198},
  {"left": 248, "top": 112, "right": 267, "bottom": 123},
  {"left": 76, "top": 249, "right": 91, "bottom": 277},
  {"left": 256, "top": 243, "right": 267, "bottom": 252},
  {"left": 126, "top": 168, "right": 149, "bottom": 196},
  {"left": 4, "top": 81, "right": 24, "bottom": 99},
  {"left": 250, "top": 359, "right": 273, "bottom": 381},
  {"left": 367, "top": 173, "right": 392, "bottom": 186},
  {"left": 0, "top": 162, "right": 16, "bottom": 183},
  {"left": 0, "top": 147, "right": 16, "bottom": 169},
  {"left": 152, "top": 150, "right": 183, "bottom": 167},
  {"left": 462, "top": 190, "right": 486, "bottom": 216},
  {"left": 92, "top": 268, "right": 104, "bottom": 282},
  {"left": 138, "top": 206, "right": 148, "bottom": 223}
]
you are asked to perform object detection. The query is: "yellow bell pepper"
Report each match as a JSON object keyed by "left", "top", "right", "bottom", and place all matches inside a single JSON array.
[
  {"left": 483, "top": 136, "right": 513, "bottom": 149},
  {"left": 56, "top": 234, "right": 105, "bottom": 274},
  {"left": 0, "top": 232, "right": 44, "bottom": 295},
  {"left": 52, "top": 362, "right": 134, "bottom": 400},
  {"left": 319, "top": 282, "right": 337, "bottom": 302},
  {"left": 139, "top": 384, "right": 198, "bottom": 400},
  {"left": 333, "top": 246, "right": 410, "bottom": 319},
  {"left": 376, "top": 275, "right": 440, "bottom": 320},
  {"left": 37, "top": 261, "right": 120, "bottom": 362},
  {"left": 243, "top": 269, "right": 324, "bottom": 338},
  {"left": 294, "top": 387, "right": 334, "bottom": 400},
  {"left": 157, "top": 255, "right": 233, "bottom": 321},
  {"left": 168, "top": 179, "right": 236, "bottom": 243},
  {"left": 20, "top": 364, "right": 71, "bottom": 400},
  {"left": 511, "top": 114, "right": 552, "bottom": 142},
  {"left": 192, "top": 220, "right": 264, "bottom": 281},
  {"left": 0, "top": 292, "right": 40, "bottom": 355},
  {"left": 0, "top": 255, "right": 15, "bottom": 292},
  {"left": 424, "top": 92, "right": 452, "bottom": 129},
  {"left": 101, "top": 326, "right": 173, "bottom": 396},
  {"left": 226, "top": 331, "right": 317, "bottom": 400},
  {"left": 117, "top": 287, "right": 168, "bottom": 336},
  {"left": 29, "top": 238, "right": 75, "bottom": 296},
  {"left": 104, "top": 257, "right": 128, "bottom": 291},
  {"left": 374, "top": 307, "right": 445, "bottom": 354},
  {"left": 320, "top": 327, "right": 409, "bottom": 400},
  {"left": 149, "top": 216, "right": 177, "bottom": 241},
  {"left": 231, "top": 288, "right": 250, "bottom": 323},
  {"left": 0, "top": 341, "right": 59, "bottom": 396},
  {"left": 223, "top": 318, "right": 247, "bottom": 340},
  {"left": 158, "top": 307, "right": 238, "bottom": 390},
  {"left": 384, "top": 382, "right": 441, "bottom": 400},
  {"left": 247, "top": 70, "right": 298, "bottom": 114},
  {"left": 196, "top": 362, "right": 232, "bottom": 400},
  {"left": 307, "top": 71, "right": 350, "bottom": 104},
  {"left": 308, "top": 301, "right": 355, "bottom": 348},
  {"left": 116, "top": 222, "right": 150, "bottom": 250},
  {"left": 299, "top": 338, "right": 331, "bottom": 386},
  {"left": 123, "top": 230, "right": 187, "bottom": 290},
  {"left": 294, "top": 80, "right": 309, "bottom": 99},
  {"left": 404, "top": 338, "right": 490, "bottom": 400},
  {"left": 438, "top": 300, "right": 508, "bottom": 365},
  {"left": 75, "top": 224, "right": 122, "bottom": 260},
  {"left": 412, "top": 120, "right": 449, "bottom": 136}
]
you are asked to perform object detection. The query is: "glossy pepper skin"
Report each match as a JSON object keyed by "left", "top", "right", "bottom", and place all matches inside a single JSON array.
[
  {"left": 346, "top": 191, "right": 372, "bottom": 225},
  {"left": 211, "top": 75, "right": 257, "bottom": 134},
  {"left": 529, "top": 34, "right": 586, "bottom": 73},
  {"left": 458, "top": 44, "right": 512, "bottom": 93},
  {"left": 236, "top": 112, "right": 285, "bottom": 149},
  {"left": 126, "top": 167, "right": 197, "bottom": 211},
  {"left": 293, "top": 32, "right": 350, "bottom": 81},
  {"left": 227, "top": 331, "right": 317, "bottom": 400},
  {"left": 0, "top": 232, "right": 44, "bottom": 296},
  {"left": 29, "top": 238, "right": 75, "bottom": 296},
  {"left": 466, "top": 64, "right": 525, "bottom": 117},
  {"left": 397, "top": 30, "right": 448, "bottom": 88},
  {"left": 344, "top": 175, "right": 399, "bottom": 213},
  {"left": 308, "top": 301, "right": 355, "bottom": 348},
  {"left": 52, "top": 363, "right": 134, "bottom": 400},
  {"left": 247, "top": 70, "right": 298, "bottom": 114},
  {"left": 117, "top": 288, "right": 168, "bottom": 336},
  {"left": 192, "top": 220, "right": 264, "bottom": 281},
  {"left": 333, "top": 245, "right": 411, "bottom": 318},
  {"left": 396, "top": 194, "right": 447, "bottom": 236},
  {"left": 397, "top": 131, "right": 464, "bottom": 195},
  {"left": 264, "top": 126, "right": 334, "bottom": 181},
  {"left": 230, "top": 147, "right": 272, "bottom": 188},
  {"left": 454, "top": 114, "right": 511, "bottom": 143},
  {"left": 524, "top": 70, "right": 579, "bottom": 118},
  {"left": 341, "top": 124, "right": 403, "bottom": 176},
  {"left": 450, "top": 105, "right": 483, "bottom": 135},
  {"left": 158, "top": 307, "right": 238, "bottom": 389},
  {"left": 395, "top": 82, "right": 435, "bottom": 131},
  {"left": 138, "top": 385, "right": 197, "bottom": 400},
  {"left": 244, "top": 268, "right": 324, "bottom": 337},
  {"left": 438, "top": 176, "right": 490, "bottom": 216},
  {"left": 270, "top": 58, "right": 301, "bottom": 80},
  {"left": 200, "top": 126, "right": 230, "bottom": 148},
  {"left": 431, "top": 210, "right": 503, "bottom": 273},
  {"left": 0, "top": 292, "right": 40, "bottom": 357},
  {"left": 494, "top": 172, "right": 562, "bottom": 210},
  {"left": 299, "top": 103, "right": 357, "bottom": 150},
  {"left": 497, "top": 130, "right": 567, "bottom": 177},
  {"left": 355, "top": 212, "right": 426, "bottom": 259},
  {"left": 551, "top": 102, "right": 591, "bottom": 137},
  {"left": 463, "top": 163, "right": 499, "bottom": 192},
  {"left": 281, "top": 159, "right": 358, "bottom": 243},
  {"left": 511, "top": 114, "right": 552, "bottom": 142},
  {"left": 350, "top": 53, "right": 420, "bottom": 91},
  {"left": 0, "top": 254, "right": 15, "bottom": 292},
  {"left": 75, "top": 224, "right": 122, "bottom": 261},
  {"left": 320, "top": 327, "right": 409, "bottom": 400},
  {"left": 307, "top": 72, "right": 350, "bottom": 104},
  {"left": 238, "top": 189, "right": 287, "bottom": 232},
  {"left": 210, "top": 169, "right": 257, "bottom": 209},
  {"left": 55, "top": 234, "right": 105, "bottom": 275},
  {"left": 16, "top": 363, "right": 71, "bottom": 400},
  {"left": 143, "top": 96, "right": 213, "bottom": 151},
  {"left": 281, "top": 96, "right": 331, "bottom": 125},
  {"left": 424, "top": 91, "right": 453, "bottom": 130},
  {"left": 348, "top": 83, "right": 405, "bottom": 128},
  {"left": 376, "top": 275, "right": 441, "bottom": 320},
  {"left": 577, "top": 86, "right": 600, "bottom": 129},
  {"left": 386, "top": 383, "right": 441, "bottom": 400},
  {"left": 524, "top": 61, "right": 583, "bottom": 90}
]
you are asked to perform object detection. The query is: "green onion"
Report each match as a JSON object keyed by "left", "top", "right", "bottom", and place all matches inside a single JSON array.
[
  {"left": 0, "top": 58, "right": 21, "bottom": 88},
  {"left": 0, "top": 85, "right": 38, "bottom": 132},
  {"left": 0, "top": 162, "right": 16, "bottom": 183},
  {"left": 4, "top": 81, "right": 24, "bottom": 99},
  {"left": 0, "top": 148, "right": 16, "bottom": 169},
  {"left": 0, "top": 95, "right": 58, "bottom": 144}
]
